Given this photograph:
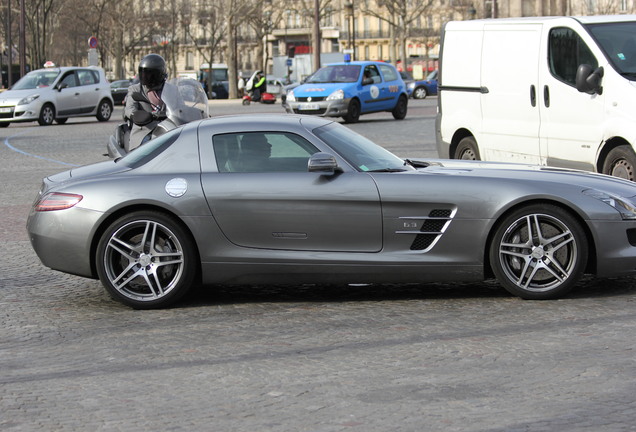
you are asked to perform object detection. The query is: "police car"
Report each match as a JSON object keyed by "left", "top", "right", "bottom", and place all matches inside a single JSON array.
[{"left": 284, "top": 60, "right": 408, "bottom": 123}]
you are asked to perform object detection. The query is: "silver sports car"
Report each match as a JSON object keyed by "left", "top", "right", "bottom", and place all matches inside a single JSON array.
[{"left": 27, "top": 114, "right": 636, "bottom": 308}]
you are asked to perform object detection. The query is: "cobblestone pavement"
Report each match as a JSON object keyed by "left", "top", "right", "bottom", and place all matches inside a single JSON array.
[{"left": 2, "top": 104, "right": 636, "bottom": 431}]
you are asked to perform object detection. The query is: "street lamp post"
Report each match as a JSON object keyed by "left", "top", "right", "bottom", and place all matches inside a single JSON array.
[{"left": 344, "top": 1, "right": 355, "bottom": 60}]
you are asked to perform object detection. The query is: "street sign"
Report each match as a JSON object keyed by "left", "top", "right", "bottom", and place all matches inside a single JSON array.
[
  {"left": 88, "top": 37, "right": 98, "bottom": 49},
  {"left": 286, "top": 58, "right": 293, "bottom": 67}
]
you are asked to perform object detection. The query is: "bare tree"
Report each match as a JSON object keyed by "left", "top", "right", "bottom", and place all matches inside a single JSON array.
[
  {"left": 361, "top": 0, "right": 435, "bottom": 70},
  {"left": 24, "top": 0, "right": 67, "bottom": 68},
  {"left": 182, "top": 0, "right": 226, "bottom": 97}
]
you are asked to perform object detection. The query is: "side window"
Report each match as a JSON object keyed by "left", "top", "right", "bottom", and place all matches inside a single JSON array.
[
  {"left": 379, "top": 64, "right": 398, "bottom": 82},
  {"left": 213, "top": 132, "right": 319, "bottom": 173},
  {"left": 60, "top": 72, "right": 78, "bottom": 88},
  {"left": 549, "top": 27, "right": 598, "bottom": 86},
  {"left": 77, "top": 70, "right": 98, "bottom": 86},
  {"left": 363, "top": 65, "right": 382, "bottom": 84}
]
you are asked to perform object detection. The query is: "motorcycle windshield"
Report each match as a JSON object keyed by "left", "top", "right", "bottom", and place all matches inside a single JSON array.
[{"left": 162, "top": 78, "right": 209, "bottom": 125}]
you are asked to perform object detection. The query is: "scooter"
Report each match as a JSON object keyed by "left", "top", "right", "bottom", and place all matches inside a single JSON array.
[
  {"left": 106, "top": 78, "right": 209, "bottom": 159},
  {"left": 242, "top": 90, "right": 276, "bottom": 105},
  {"left": 241, "top": 70, "right": 276, "bottom": 105}
]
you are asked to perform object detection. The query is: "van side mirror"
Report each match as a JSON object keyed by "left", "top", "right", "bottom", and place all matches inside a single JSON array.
[
  {"left": 576, "top": 64, "right": 604, "bottom": 95},
  {"left": 308, "top": 152, "right": 341, "bottom": 174}
]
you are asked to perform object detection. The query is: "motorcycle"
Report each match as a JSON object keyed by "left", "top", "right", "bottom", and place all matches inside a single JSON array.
[
  {"left": 241, "top": 70, "right": 276, "bottom": 106},
  {"left": 106, "top": 78, "right": 209, "bottom": 159}
]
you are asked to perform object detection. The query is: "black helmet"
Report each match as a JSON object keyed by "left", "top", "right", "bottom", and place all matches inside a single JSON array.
[{"left": 138, "top": 54, "right": 167, "bottom": 89}]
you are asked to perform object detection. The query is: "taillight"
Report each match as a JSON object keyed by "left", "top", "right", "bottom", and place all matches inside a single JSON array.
[{"left": 35, "top": 193, "right": 83, "bottom": 211}]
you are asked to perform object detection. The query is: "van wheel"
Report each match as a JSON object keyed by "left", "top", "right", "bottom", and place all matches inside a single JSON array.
[
  {"left": 392, "top": 95, "right": 408, "bottom": 120},
  {"left": 602, "top": 146, "right": 636, "bottom": 181},
  {"left": 455, "top": 136, "right": 481, "bottom": 160},
  {"left": 343, "top": 99, "right": 361, "bottom": 123},
  {"left": 38, "top": 104, "right": 55, "bottom": 126}
]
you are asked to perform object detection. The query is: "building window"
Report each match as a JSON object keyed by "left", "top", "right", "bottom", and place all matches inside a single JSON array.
[{"left": 186, "top": 52, "right": 194, "bottom": 70}]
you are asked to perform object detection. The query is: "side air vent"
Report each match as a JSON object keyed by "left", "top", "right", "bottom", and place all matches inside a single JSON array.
[{"left": 397, "top": 208, "right": 455, "bottom": 252}]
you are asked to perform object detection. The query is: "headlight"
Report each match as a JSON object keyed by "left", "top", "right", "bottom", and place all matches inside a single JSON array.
[
  {"left": 18, "top": 94, "right": 40, "bottom": 105},
  {"left": 327, "top": 89, "right": 344, "bottom": 101},
  {"left": 408, "top": 82, "right": 415, "bottom": 89},
  {"left": 286, "top": 90, "right": 296, "bottom": 102},
  {"left": 583, "top": 189, "right": 636, "bottom": 219}
]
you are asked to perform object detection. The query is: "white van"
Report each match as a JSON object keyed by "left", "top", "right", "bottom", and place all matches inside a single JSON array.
[{"left": 436, "top": 15, "right": 636, "bottom": 180}]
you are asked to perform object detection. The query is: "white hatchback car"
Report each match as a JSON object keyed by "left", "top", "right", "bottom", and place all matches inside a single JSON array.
[{"left": 0, "top": 66, "right": 113, "bottom": 127}]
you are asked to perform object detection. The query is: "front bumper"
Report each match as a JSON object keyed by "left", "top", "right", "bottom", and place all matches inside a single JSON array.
[
  {"left": 285, "top": 98, "right": 351, "bottom": 117},
  {"left": 0, "top": 103, "right": 41, "bottom": 123}
]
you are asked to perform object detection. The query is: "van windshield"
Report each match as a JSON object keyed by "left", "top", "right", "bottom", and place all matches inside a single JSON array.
[{"left": 587, "top": 21, "right": 636, "bottom": 76}]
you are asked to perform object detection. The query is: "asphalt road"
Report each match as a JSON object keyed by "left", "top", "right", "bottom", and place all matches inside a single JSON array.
[{"left": 2, "top": 98, "right": 636, "bottom": 431}]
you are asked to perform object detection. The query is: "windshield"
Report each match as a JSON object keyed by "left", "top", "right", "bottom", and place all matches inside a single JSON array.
[
  {"left": 12, "top": 70, "right": 60, "bottom": 90},
  {"left": 118, "top": 127, "right": 182, "bottom": 166},
  {"left": 307, "top": 65, "right": 361, "bottom": 83},
  {"left": 587, "top": 21, "right": 636, "bottom": 75},
  {"left": 313, "top": 123, "right": 414, "bottom": 172}
]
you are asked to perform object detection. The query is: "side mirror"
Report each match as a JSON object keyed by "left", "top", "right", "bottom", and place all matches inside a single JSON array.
[
  {"left": 576, "top": 64, "right": 604, "bottom": 95},
  {"left": 57, "top": 83, "right": 68, "bottom": 92},
  {"left": 308, "top": 152, "right": 341, "bottom": 174}
]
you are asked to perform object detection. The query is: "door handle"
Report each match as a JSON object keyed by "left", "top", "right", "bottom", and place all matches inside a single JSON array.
[
  {"left": 530, "top": 85, "right": 536, "bottom": 107},
  {"left": 543, "top": 85, "right": 550, "bottom": 107}
]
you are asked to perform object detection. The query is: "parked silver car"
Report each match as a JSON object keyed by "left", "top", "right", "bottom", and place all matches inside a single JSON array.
[
  {"left": 0, "top": 66, "right": 113, "bottom": 127},
  {"left": 27, "top": 114, "right": 636, "bottom": 308}
]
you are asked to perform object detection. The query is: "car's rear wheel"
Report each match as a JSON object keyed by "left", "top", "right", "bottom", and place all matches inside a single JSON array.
[
  {"left": 343, "top": 98, "right": 361, "bottom": 123},
  {"left": 38, "top": 104, "right": 55, "bottom": 126},
  {"left": 454, "top": 136, "right": 481, "bottom": 160},
  {"left": 392, "top": 95, "right": 408, "bottom": 120},
  {"left": 96, "top": 99, "right": 113, "bottom": 122},
  {"left": 489, "top": 204, "right": 588, "bottom": 300},
  {"left": 413, "top": 87, "right": 428, "bottom": 99},
  {"left": 55, "top": 117, "right": 68, "bottom": 124},
  {"left": 96, "top": 211, "right": 197, "bottom": 309},
  {"left": 602, "top": 145, "right": 636, "bottom": 181}
]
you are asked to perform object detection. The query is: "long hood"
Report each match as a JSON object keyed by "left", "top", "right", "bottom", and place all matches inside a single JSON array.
[{"left": 412, "top": 158, "right": 636, "bottom": 197}]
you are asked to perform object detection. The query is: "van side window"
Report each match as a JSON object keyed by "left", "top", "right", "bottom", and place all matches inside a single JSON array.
[{"left": 548, "top": 27, "right": 597, "bottom": 86}]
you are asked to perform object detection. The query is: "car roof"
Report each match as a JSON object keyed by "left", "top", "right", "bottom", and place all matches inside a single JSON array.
[{"left": 325, "top": 60, "right": 395, "bottom": 68}]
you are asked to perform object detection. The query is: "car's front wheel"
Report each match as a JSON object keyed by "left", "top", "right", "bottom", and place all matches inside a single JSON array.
[
  {"left": 413, "top": 87, "right": 428, "bottom": 99},
  {"left": 96, "top": 211, "right": 197, "bottom": 309},
  {"left": 602, "top": 145, "right": 636, "bottom": 181},
  {"left": 489, "top": 204, "right": 588, "bottom": 300},
  {"left": 38, "top": 104, "right": 55, "bottom": 126},
  {"left": 343, "top": 98, "right": 361, "bottom": 123},
  {"left": 96, "top": 99, "right": 113, "bottom": 122}
]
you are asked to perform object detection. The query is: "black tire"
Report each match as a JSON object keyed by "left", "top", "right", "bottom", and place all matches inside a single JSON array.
[
  {"left": 413, "top": 86, "right": 428, "bottom": 99},
  {"left": 602, "top": 145, "right": 636, "bottom": 181},
  {"left": 96, "top": 99, "right": 113, "bottom": 122},
  {"left": 55, "top": 117, "right": 68, "bottom": 124},
  {"left": 454, "top": 136, "right": 481, "bottom": 160},
  {"left": 38, "top": 104, "right": 55, "bottom": 126},
  {"left": 242, "top": 98, "right": 250, "bottom": 106},
  {"left": 343, "top": 98, "right": 361, "bottom": 123},
  {"left": 96, "top": 211, "right": 197, "bottom": 309},
  {"left": 0, "top": 122, "right": 9, "bottom": 128},
  {"left": 489, "top": 204, "right": 588, "bottom": 300},
  {"left": 392, "top": 95, "right": 408, "bottom": 120}
]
